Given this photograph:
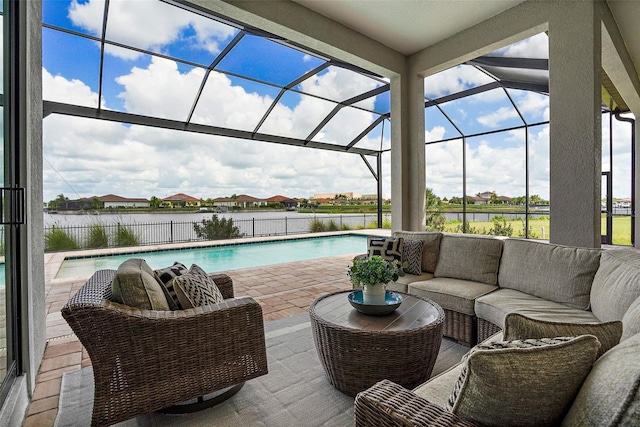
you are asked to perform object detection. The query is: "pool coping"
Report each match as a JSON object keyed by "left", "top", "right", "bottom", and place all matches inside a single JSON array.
[{"left": 45, "top": 229, "right": 391, "bottom": 284}]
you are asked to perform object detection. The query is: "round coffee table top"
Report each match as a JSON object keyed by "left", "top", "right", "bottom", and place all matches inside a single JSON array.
[{"left": 310, "top": 290, "right": 442, "bottom": 332}]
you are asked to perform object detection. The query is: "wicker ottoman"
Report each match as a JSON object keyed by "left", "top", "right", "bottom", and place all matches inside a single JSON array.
[{"left": 310, "top": 290, "right": 445, "bottom": 397}]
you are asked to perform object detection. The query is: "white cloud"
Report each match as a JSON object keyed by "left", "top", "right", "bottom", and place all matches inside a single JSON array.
[
  {"left": 43, "top": 68, "right": 99, "bottom": 108},
  {"left": 497, "top": 33, "right": 548, "bottom": 59},
  {"left": 115, "top": 57, "right": 204, "bottom": 120},
  {"left": 42, "top": 64, "right": 389, "bottom": 202},
  {"left": 69, "top": 0, "right": 236, "bottom": 60},
  {"left": 424, "top": 64, "right": 494, "bottom": 98}
]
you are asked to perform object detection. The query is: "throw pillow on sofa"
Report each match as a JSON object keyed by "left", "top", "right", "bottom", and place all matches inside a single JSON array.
[
  {"left": 169, "top": 264, "right": 224, "bottom": 309},
  {"left": 392, "top": 231, "right": 442, "bottom": 273},
  {"left": 154, "top": 262, "right": 189, "bottom": 310},
  {"left": 111, "top": 258, "right": 170, "bottom": 310},
  {"left": 401, "top": 239, "right": 424, "bottom": 275},
  {"left": 367, "top": 237, "right": 403, "bottom": 263},
  {"left": 446, "top": 335, "right": 600, "bottom": 427},
  {"left": 503, "top": 312, "right": 622, "bottom": 358}
]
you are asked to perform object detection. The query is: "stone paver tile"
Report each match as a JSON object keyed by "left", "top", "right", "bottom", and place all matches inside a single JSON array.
[
  {"left": 39, "top": 352, "right": 82, "bottom": 373},
  {"left": 31, "top": 378, "right": 62, "bottom": 401},
  {"left": 26, "top": 395, "right": 58, "bottom": 415},
  {"left": 23, "top": 409, "right": 57, "bottom": 427},
  {"left": 37, "top": 366, "right": 80, "bottom": 383}
]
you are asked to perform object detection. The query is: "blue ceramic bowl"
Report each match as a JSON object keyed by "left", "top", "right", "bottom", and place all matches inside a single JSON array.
[{"left": 348, "top": 290, "right": 403, "bottom": 315}]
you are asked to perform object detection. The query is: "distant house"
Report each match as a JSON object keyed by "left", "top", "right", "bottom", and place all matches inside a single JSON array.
[
  {"left": 471, "top": 191, "right": 511, "bottom": 205},
  {"left": 162, "top": 193, "right": 201, "bottom": 208},
  {"left": 234, "top": 194, "right": 267, "bottom": 208},
  {"left": 100, "top": 194, "right": 150, "bottom": 208},
  {"left": 213, "top": 197, "right": 238, "bottom": 208},
  {"left": 266, "top": 195, "right": 298, "bottom": 209}
]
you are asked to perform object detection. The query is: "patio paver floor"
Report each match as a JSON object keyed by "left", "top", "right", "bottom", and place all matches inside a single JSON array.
[{"left": 23, "top": 253, "right": 358, "bottom": 426}]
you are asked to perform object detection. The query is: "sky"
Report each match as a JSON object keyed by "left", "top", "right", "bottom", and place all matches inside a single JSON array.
[{"left": 41, "top": 0, "right": 634, "bottom": 204}]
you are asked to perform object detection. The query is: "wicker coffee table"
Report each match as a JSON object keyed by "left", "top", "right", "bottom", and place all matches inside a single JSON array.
[{"left": 309, "top": 290, "right": 445, "bottom": 397}]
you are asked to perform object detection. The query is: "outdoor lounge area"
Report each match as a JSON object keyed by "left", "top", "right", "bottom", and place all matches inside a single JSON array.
[
  {"left": 26, "top": 230, "right": 640, "bottom": 426},
  {"left": 1, "top": 0, "right": 640, "bottom": 426}
]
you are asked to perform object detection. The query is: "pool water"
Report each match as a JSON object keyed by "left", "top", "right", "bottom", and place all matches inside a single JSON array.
[{"left": 55, "top": 234, "right": 369, "bottom": 279}]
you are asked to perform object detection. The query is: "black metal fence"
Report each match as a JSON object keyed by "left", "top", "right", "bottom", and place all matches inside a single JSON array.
[{"left": 44, "top": 214, "right": 388, "bottom": 251}]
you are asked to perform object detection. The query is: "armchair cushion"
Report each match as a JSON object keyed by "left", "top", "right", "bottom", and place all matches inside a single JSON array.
[
  {"left": 171, "top": 264, "right": 224, "bottom": 308},
  {"left": 154, "top": 262, "right": 188, "bottom": 310},
  {"left": 503, "top": 312, "right": 622, "bottom": 358},
  {"left": 367, "top": 236, "right": 403, "bottom": 263},
  {"left": 402, "top": 239, "right": 424, "bottom": 275},
  {"left": 111, "top": 258, "right": 170, "bottom": 310},
  {"left": 446, "top": 335, "right": 600, "bottom": 427}
]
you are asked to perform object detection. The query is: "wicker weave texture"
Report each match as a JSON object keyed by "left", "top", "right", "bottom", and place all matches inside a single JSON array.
[
  {"left": 354, "top": 379, "right": 479, "bottom": 426},
  {"left": 62, "top": 269, "right": 267, "bottom": 426},
  {"left": 477, "top": 318, "right": 502, "bottom": 342},
  {"left": 310, "top": 291, "right": 444, "bottom": 397},
  {"left": 442, "top": 309, "right": 476, "bottom": 347}
]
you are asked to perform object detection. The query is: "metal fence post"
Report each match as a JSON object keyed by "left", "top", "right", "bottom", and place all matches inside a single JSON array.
[
  {"left": 170, "top": 221, "right": 173, "bottom": 244},
  {"left": 285, "top": 217, "right": 288, "bottom": 235},
  {"left": 252, "top": 218, "right": 255, "bottom": 237}
]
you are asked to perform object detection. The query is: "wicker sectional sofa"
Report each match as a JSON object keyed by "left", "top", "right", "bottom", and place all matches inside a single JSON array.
[{"left": 355, "top": 232, "right": 640, "bottom": 426}]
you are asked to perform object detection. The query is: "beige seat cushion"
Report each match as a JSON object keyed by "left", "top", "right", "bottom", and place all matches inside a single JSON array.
[
  {"left": 413, "top": 364, "right": 463, "bottom": 409},
  {"left": 388, "top": 272, "right": 435, "bottom": 293},
  {"left": 498, "top": 239, "right": 601, "bottom": 310},
  {"left": 448, "top": 335, "right": 600, "bottom": 427},
  {"left": 392, "top": 231, "right": 442, "bottom": 273},
  {"left": 410, "top": 278, "right": 497, "bottom": 317},
  {"left": 475, "top": 288, "right": 599, "bottom": 329},
  {"left": 591, "top": 248, "right": 640, "bottom": 322},
  {"left": 562, "top": 332, "right": 640, "bottom": 426},
  {"left": 434, "top": 234, "right": 503, "bottom": 285},
  {"left": 111, "top": 258, "right": 170, "bottom": 310}
]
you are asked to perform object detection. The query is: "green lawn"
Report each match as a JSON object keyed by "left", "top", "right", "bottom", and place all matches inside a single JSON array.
[{"left": 442, "top": 215, "right": 632, "bottom": 246}]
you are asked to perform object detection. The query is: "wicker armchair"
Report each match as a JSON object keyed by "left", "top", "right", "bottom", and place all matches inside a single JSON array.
[
  {"left": 354, "top": 380, "right": 478, "bottom": 427},
  {"left": 61, "top": 269, "right": 268, "bottom": 427}
]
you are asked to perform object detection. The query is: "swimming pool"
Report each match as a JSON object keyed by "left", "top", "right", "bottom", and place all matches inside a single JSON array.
[{"left": 55, "top": 234, "right": 370, "bottom": 279}]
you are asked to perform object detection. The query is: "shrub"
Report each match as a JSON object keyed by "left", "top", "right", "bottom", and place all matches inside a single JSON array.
[
  {"left": 326, "top": 220, "right": 340, "bottom": 231},
  {"left": 85, "top": 223, "right": 109, "bottom": 248},
  {"left": 114, "top": 223, "right": 140, "bottom": 247},
  {"left": 193, "top": 214, "right": 242, "bottom": 240},
  {"left": 45, "top": 226, "right": 79, "bottom": 252},
  {"left": 488, "top": 218, "right": 514, "bottom": 237},
  {"left": 309, "top": 218, "right": 327, "bottom": 232},
  {"left": 454, "top": 223, "right": 480, "bottom": 234}
]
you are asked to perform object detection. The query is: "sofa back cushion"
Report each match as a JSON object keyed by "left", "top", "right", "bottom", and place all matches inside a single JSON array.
[
  {"left": 392, "top": 231, "right": 442, "bottom": 273},
  {"left": 591, "top": 249, "right": 640, "bottom": 322},
  {"left": 562, "top": 332, "right": 640, "bottom": 426},
  {"left": 621, "top": 295, "right": 640, "bottom": 341},
  {"left": 111, "top": 258, "right": 170, "bottom": 310},
  {"left": 434, "top": 234, "right": 502, "bottom": 285},
  {"left": 498, "top": 239, "right": 601, "bottom": 310}
]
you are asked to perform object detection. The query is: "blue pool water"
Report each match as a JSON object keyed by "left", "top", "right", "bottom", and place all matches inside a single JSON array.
[{"left": 55, "top": 234, "right": 370, "bottom": 279}]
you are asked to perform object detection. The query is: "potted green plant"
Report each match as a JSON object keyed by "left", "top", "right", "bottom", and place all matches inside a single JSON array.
[{"left": 348, "top": 255, "right": 404, "bottom": 304}]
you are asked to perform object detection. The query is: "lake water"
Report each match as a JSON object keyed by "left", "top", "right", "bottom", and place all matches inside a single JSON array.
[{"left": 44, "top": 211, "right": 389, "bottom": 245}]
